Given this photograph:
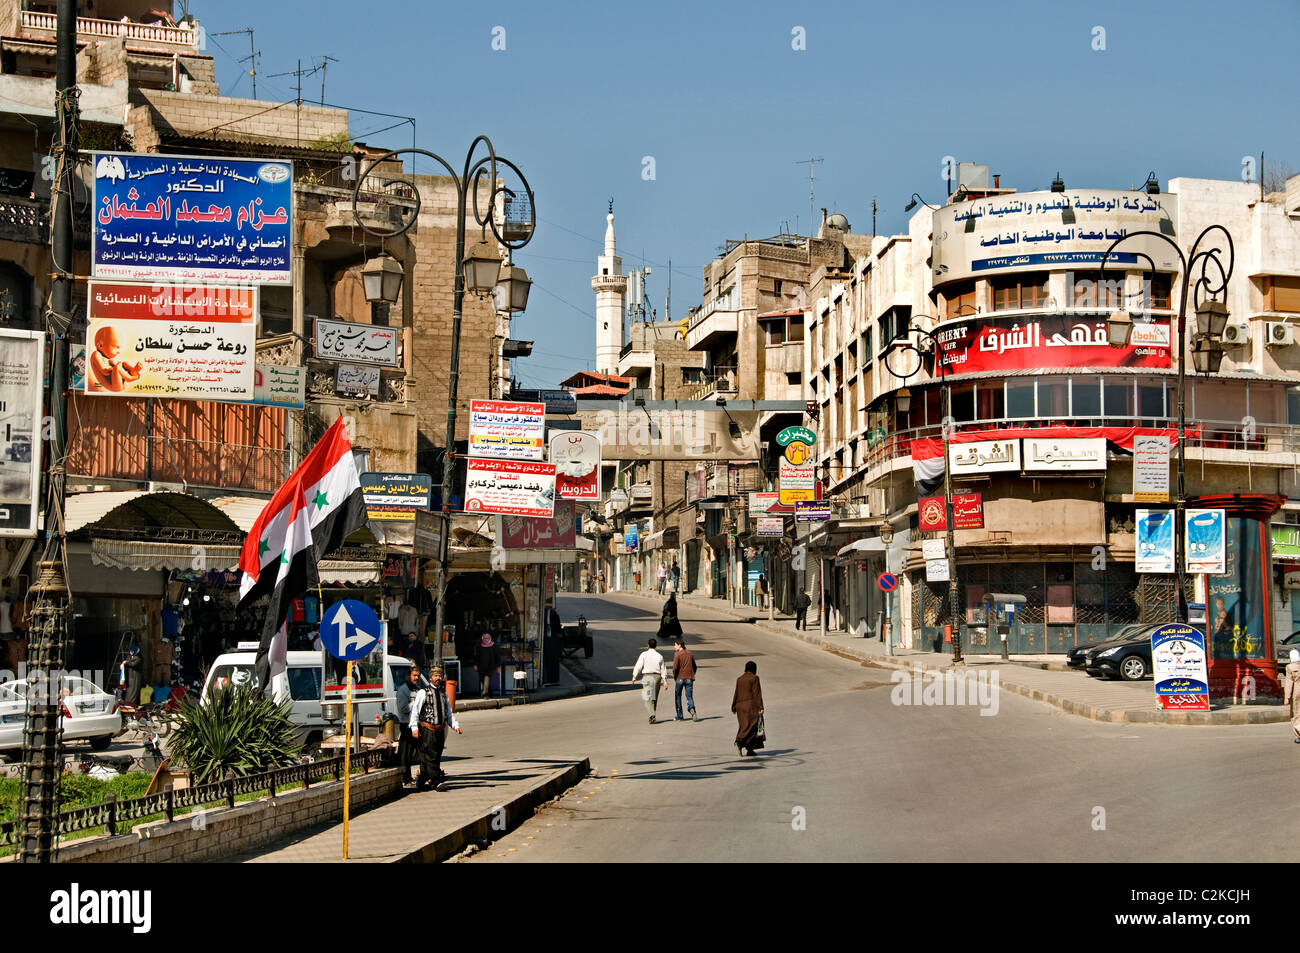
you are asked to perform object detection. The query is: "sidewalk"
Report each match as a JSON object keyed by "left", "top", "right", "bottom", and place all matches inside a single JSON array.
[
  {"left": 453, "top": 664, "right": 587, "bottom": 712},
  {"left": 617, "top": 588, "right": 1289, "bottom": 726},
  {"left": 236, "top": 757, "right": 589, "bottom": 863}
]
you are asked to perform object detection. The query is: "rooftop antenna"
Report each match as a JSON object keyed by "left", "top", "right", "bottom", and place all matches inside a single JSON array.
[
  {"left": 212, "top": 28, "right": 260, "bottom": 98},
  {"left": 318, "top": 55, "right": 338, "bottom": 105},
  {"left": 269, "top": 59, "right": 326, "bottom": 144},
  {"left": 796, "top": 157, "right": 823, "bottom": 235}
]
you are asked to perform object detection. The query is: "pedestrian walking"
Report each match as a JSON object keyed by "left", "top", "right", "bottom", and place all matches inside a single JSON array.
[
  {"left": 657, "top": 593, "right": 683, "bottom": 640},
  {"left": 395, "top": 665, "right": 427, "bottom": 784},
  {"left": 475, "top": 633, "right": 500, "bottom": 699},
  {"left": 672, "top": 638, "right": 697, "bottom": 721},
  {"left": 632, "top": 638, "right": 667, "bottom": 724},
  {"left": 670, "top": 560, "right": 680, "bottom": 594},
  {"left": 597, "top": 567, "right": 606, "bottom": 593},
  {"left": 657, "top": 564, "right": 668, "bottom": 595},
  {"left": 757, "top": 572, "right": 769, "bottom": 610},
  {"left": 794, "top": 589, "right": 811, "bottom": 630},
  {"left": 580, "top": 566, "right": 590, "bottom": 593},
  {"left": 731, "top": 660, "right": 765, "bottom": 756},
  {"left": 1285, "top": 649, "right": 1300, "bottom": 743},
  {"left": 409, "top": 665, "right": 462, "bottom": 790},
  {"left": 119, "top": 643, "right": 143, "bottom": 706}
]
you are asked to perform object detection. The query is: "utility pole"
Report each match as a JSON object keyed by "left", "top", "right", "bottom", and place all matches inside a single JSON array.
[
  {"left": 795, "top": 157, "right": 823, "bottom": 236},
  {"left": 19, "top": 0, "right": 76, "bottom": 863},
  {"left": 871, "top": 197, "right": 878, "bottom": 237}
]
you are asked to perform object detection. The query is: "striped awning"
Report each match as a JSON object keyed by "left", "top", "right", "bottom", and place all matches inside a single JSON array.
[{"left": 91, "top": 539, "right": 241, "bottom": 571}]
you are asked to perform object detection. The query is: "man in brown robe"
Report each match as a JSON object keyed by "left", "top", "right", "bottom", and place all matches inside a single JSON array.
[{"left": 731, "top": 660, "right": 764, "bottom": 756}]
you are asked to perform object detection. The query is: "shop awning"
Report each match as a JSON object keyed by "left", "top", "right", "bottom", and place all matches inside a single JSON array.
[
  {"left": 67, "top": 490, "right": 242, "bottom": 534},
  {"left": 319, "top": 560, "right": 382, "bottom": 585},
  {"left": 91, "top": 539, "right": 241, "bottom": 571},
  {"left": 211, "top": 495, "right": 274, "bottom": 533},
  {"left": 836, "top": 538, "right": 887, "bottom": 559}
]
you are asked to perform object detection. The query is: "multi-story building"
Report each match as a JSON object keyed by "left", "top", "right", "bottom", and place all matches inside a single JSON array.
[{"left": 807, "top": 170, "right": 1300, "bottom": 698}]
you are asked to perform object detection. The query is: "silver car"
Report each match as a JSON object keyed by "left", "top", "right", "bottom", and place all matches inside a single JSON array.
[{"left": 0, "top": 675, "right": 125, "bottom": 754}]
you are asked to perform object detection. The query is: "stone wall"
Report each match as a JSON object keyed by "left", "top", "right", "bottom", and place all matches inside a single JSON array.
[{"left": 128, "top": 88, "right": 350, "bottom": 148}]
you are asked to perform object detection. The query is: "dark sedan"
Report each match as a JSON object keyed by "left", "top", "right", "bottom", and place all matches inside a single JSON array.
[
  {"left": 1068, "top": 624, "right": 1148, "bottom": 670},
  {"left": 1085, "top": 624, "right": 1162, "bottom": 681}
]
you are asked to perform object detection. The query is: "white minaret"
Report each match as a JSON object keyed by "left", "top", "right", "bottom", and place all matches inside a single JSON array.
[{"left": 591, "top": 203, "right": 627, "bottom": 374}]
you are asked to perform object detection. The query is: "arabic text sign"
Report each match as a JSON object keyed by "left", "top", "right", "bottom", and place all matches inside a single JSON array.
[
  {"left": 360, "top": 473, "right": 432, "bottom": 522},
  {"left": 464, "top": 458, "right": 556, "bottom": 518},
  {"left": 1186, "top": 509, "right": 1226, "bottom": 574},
  {"left": 500, "top": 499, "right": 577, "bottom": 550},
  {"left": 470, "top": 399, "right": 546, "bottom": 462},
  {"left": 0, "top": 330, "right": 44, "bottom": 537},
  {"left": 757, "top": 517, "right": 785, "bottom": 537},
  {"left": 778, "top": 456, "right": 816, "bottom": 504},
  {"left": 549, "top": 430, "right": 600, "bottom": 500},
  {"left": 931, "top": 188, "right": 1179, "bottom": 284},
  {"left": 313, "top": 317, "right": 399, "bottom": 367},
  {"left": 749, "top": 491, "right": 782, "bottom": 516},
  {"left": 85, "top": 281, "right": 255, "bottom": 400},
  {"left": 335, "top": 363, "right": 381, "bottom": 396},
  {"left": 253, "top": 364, "right": 305, "bottom": 408},
  {"left": 1023, "top": 437, "right": 1107, "bottom": 472},
  {"left": 1135, "top": 509, "right": 1176, "bottom": 574},
  {"left": 918, "top": 493, "right": 984, "bottom": 531},
  {"left": 1152, "top": 622, "right": 1210, "bottom": 711},
  {"left": 1133, "top": 434, "right": 1171, "bottom": 502},
  {"left": 92, "top": 152, "right": 292, "bottom": 284},
  {"left": 949, "top": 440, "right": 1020, "bottom": 476},
  {"left": 934, "top": 314, "right": 1170, "bottom": 375},
  {"left": 795, "top": 501, "right": 832, "bottom": 523}
]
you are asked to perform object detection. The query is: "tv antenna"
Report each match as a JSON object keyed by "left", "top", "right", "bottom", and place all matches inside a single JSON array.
[
  {"left": 795, "top": 157, "right": 823, "bottom": 234},
  {"left": 212, "top": 28, "right": 260, "bottom": 98}
]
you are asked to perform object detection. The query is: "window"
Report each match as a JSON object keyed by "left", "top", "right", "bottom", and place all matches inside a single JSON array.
[
  {"left": 1071, "top": 377, "right": 1101, "bottom": 417},
  {"left": 1143, "top": 274, "right": 1173, "bottom": 310},
  {"left": 1071, "top": 271, "right": 1125, "bottom": 310},
  {"left": 1006, "top": 381, "right": 1035, "bottom": 418},
  {"left": 286, "top": 666, "right": 323, "bottom": 702},
  {"left": 950, "top": 385, "right": 975, "bottom": 422},
  {"left": 767, "top": 323, "right": 785, "bottom": 345},
  {"left": 1103, "top": 379, "right": 1133, "bottom": 417},
  {"left": 1138, "top": 381, "right": 1165, "bottom": 418},
  {"left": 773, "top": 279, "right": 784, "bottom": 298},
  {"left": 786, "top": 372, "right": 801, "bottom": 386},
  {"left": 976, "top": 384, "right": 1004, "bottom": 421},
  {"left": 788, "top": 315, "right": 804, "bottom": 342},
  {"left": 991, "top": 274, "right": 1050, "bottom": 311},
  {"left": 1038, "top": 378, "right": 1068, "bottom": 418},
  {"left": 943, "top": 281, "right": 977, "bottom": 318},
  {"left": 682, "top": 367, "right": 706, "bottom": 385}
]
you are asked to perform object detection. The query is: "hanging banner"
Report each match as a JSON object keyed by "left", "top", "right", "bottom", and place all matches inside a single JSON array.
[
  {"left": 549, "top": 430, "right": 600, "bottom": 501},
  {"left": 92, "top": 152, "right": 292, "bottom": 284},
  {"left": 778, "top": 456, "right": 816, "bottom": 504},
  {"left": 464, "top": 458, "right": 556, "bottom": 517},
  {"left": 918, "top": 493, "right": 983, "bottom": 531},
  {"left": 1133, "top": 434, "right": 1171, "bottom": 502},
  {"left": 0, "top": 329, "right": 44, "bottom": 537},
  {"left": 1135, "top": 509, "right": 1176, "bottom": 574},
  {"left": 749, "top": 491, "right": 784, "bottom": 516},
  {"left": 253, "top": 364, "right": 305, "bottom": 408},
  {"left": 1151, "top": 622, "right": 1211, "bottom": 711},
  {"left": 470, "top": 399, "right": 546, "bottom": 461},
  {"left": 313, "top": 316, "right": 399, "bottom": 367},
  {"left": 499, "top": 500, "right": 577, "bottom": 550},
  {"left": 795, "top": 501, "right": 831, "bottom": 523},
  {"left": 624, "top": 523, "right": 639, "bottom": 551},
  {"left": 1186, "top": 509, "right": 1226, "bottom": 574},
  {"left": 757, "top": 517, "right": 785, "bottom": 537},
  {"left": 932, "top": 314, "right": 1170, "bottom": 375},
  {"left": 360, "top": 473, "right": 432, "bottom": 522},
  {"left": 85, "top": 281, "right": 255, "bottom": 400}
]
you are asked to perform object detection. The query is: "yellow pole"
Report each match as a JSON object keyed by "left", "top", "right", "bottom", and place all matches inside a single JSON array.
[{"left": 343, "top": 658, "right": 352, "bottom": 861}]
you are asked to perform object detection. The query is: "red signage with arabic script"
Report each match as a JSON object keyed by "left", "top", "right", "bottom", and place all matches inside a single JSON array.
[
  {"left": 918, "top": 494, "right": 984, "bottom": 531},
  {"left": 935, "top": 315, "right": 1170, "bottom": 374},
  {"left": 500, "top": 499, "right": 576, "bottom": 550}
]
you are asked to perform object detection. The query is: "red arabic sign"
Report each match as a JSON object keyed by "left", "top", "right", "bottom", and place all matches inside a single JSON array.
[
  {"left": 918, "top": 493, "right": 984, "bottom": 531},
  {"left": 500, "top": 499, "right": 577, "bottom": 550},
  {"left": 935, "top": 315, "right": 1170, "bottom": 374}
]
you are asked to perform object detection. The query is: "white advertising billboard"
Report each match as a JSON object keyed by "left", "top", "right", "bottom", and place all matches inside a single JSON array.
[{"left": 0, "top": 330, "right": 43, "bottom": 537}]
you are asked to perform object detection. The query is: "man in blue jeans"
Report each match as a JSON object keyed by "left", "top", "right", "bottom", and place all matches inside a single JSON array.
[{"left": 672, "top": 638, "right": 697, "bottom": 721}]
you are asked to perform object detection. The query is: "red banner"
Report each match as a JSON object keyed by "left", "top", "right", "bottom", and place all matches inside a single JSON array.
[
  {"left": 500, "top": 499, "right": 577, "bottom": 550},
  {"left": 936, "top": 315, "right": 1170, "bottom": 374},
  {"left": 918, "top": 493, "right": 983, "bottom": 531}
]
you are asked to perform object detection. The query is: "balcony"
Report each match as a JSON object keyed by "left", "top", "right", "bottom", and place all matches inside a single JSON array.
[
  {"left": 0, "top": 194, "right": 90, "bottom": 245},
  {"left": 686, "top": 307, "right": 740, "bottom": 350},
  {"left": 20, "top": 11, "right": 201, "bottom": 49},
  {"left": 618, "top": 344, "right": 654, "bottom": 377},
  {"left": 302, "top": 165, "right": 420, "bottom": 236},
  {"left": 687, "top": 369, "right": 738, "bottom": 402}
]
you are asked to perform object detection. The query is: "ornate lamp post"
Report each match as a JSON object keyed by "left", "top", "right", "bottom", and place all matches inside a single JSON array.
[
  {"left": 1101, "top": 226, "right": 1234, "bottom": 621},
  {"left": 352, "top": 139, "right": 535, "bottom": 666}
]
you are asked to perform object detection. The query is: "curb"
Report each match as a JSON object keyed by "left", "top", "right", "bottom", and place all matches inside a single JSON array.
[
  {"left": 393, "top": 759, "right": 590, "bottom": 863},
  {"left": 610, "top": 590, "right": 1290, "bottom": 727},
  {"left": 453, "top": 683, "right": 588, "bottom": 713}
]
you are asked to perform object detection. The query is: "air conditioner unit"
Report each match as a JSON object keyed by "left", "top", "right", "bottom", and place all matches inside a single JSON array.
[
  {"left": 1268, "top": 322, "right": 1294, "bottom": 347},
  {"left": 1220, "top": 324, "right": 1249, "bottom": 346}
]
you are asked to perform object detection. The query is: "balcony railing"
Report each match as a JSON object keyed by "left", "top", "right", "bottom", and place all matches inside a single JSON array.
[
  {"left": 21, "top": 10, "right": 201, "bottom": 48},
  {"left": 687, "top": 369, "right": 738, "bottom": 402}
]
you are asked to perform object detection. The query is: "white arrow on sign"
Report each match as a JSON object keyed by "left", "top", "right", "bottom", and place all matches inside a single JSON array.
[{"left": 332, "top": 603, "right": 377, "bottom": 656}]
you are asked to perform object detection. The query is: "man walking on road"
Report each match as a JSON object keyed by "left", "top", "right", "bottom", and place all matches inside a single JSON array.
[
  {"left": 672, "top": 638, "right": 697, "bottom": 721},
  {"left": 657, "top": 564, "right": 668, "bottom": 594},
  {"left": 632, "top": 637, "right": 667, "bottom": 724},
  {"left": 409, "top": 665, "right": 462, "bottom": 791},
  {"left": 794, "top": 589, "right": 811, "bottom": 630}
]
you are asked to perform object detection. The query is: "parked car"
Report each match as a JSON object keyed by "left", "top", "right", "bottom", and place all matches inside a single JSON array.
[
  {"left": 1276, "top": 630, "right": 1300, "bottom": 670},
  {"left": 1085, "top": 624, "right": 1161, "bottom": 681},
  {"left": 0, "top": 675, "right": 124, "bottom": 754},
  {"left": 1067, "top": 624, "right": 1148, "bottom": 670}
]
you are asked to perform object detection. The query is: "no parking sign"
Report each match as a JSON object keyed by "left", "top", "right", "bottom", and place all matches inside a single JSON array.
[{"left": 877, "top": 572, "right": 898, "bottom": 592}]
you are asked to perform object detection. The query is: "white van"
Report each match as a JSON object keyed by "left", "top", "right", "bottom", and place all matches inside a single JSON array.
[{"left": 200, "top": 644, "right": 412, "bottom": 750}]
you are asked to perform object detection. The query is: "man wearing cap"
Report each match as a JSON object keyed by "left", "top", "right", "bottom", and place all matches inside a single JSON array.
[{"left": 409, "top": 666, "right": 462, "bottom": 791}]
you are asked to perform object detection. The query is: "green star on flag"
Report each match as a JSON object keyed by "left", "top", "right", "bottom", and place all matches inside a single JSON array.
[
  {"left": 313, "top": 489, "right": 329, "bottom": 510},
  {"left": 258, "top": 538, "right": 270, "bottom": 558}
]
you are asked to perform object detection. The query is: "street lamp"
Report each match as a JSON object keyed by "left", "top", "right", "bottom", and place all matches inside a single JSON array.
[
  {"left": 493, "top": 258, "right": 533, "bottom": 314},
  {"left": 352, "top": 138, "right": 536, "bottom": 667},
  {"left": 884, "top": 314, "right": 964, "bottom": 663},
  {"left": 1101, "top": 225, "right": 1235, "bottom": 622},
  {"left": 361, "top": 254, "right": 404, "bottom": 305}
]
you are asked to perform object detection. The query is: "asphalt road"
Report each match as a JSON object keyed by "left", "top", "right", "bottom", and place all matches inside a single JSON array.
[{"left": 438, "top": 593, "right": 1299, "bottom": 863}]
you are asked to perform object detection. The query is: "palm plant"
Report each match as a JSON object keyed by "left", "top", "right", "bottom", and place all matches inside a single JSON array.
[{"left": 167, "top": 686, "right": 301, "bottom": 785}]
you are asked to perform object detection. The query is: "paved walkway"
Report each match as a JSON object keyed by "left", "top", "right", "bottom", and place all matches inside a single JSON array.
[
  {"left": 454, "top": 665, "right": 587, "bottom": 712},
  {"left": 237, "top": 757, "right": 588, "bottom": 863},
  {"left": 615, "top": 588, "right": 1289, "bottom": 726}
]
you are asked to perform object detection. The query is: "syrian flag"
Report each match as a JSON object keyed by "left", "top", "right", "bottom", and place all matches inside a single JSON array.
[
  {"left": 911, "top": 438, "right": 946, "bottom": 496},
  {"left": 237, "top": 416, "right": 368, "bottom": 688}
]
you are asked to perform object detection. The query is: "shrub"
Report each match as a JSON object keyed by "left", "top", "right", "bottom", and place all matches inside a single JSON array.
[{"left": 168, "top": 686, "right": 300, "bottom": 785}]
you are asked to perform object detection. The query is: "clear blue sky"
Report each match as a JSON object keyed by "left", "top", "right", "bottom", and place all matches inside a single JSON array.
[{"left": 194, "top": 0, "right": 1300, "bottom": 389}]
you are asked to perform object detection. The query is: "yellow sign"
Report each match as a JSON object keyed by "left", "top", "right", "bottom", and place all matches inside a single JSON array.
[{"left": 784, "top": 440, "right": 811, "bottom": 465}]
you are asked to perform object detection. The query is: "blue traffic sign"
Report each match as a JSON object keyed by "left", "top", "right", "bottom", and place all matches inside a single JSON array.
[
  {"left": 877, "top": 572, "right": 898, "bottom": 592},
  {"left": 320, "top": 599, "right": 382, "bottom": 661}
]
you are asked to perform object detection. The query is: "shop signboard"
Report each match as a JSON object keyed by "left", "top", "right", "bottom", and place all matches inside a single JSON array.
[
  {"left": 930, "top": 313, "right": 1170, "bottom": 375},
  {"left": 334, "top": 363, "right": 381, "bottom": 397},
  {"left": 1271, "top": 524, "right": 1300, "bottom": 560},
  {"left": 313, "top": 317, "right": 399, "bottom": 367},
  {"left": 1133, "top": 434, "right": 1171, "bottom": 502},
  {"left": 412, "top": 510, "right": 441, "bottom": 558},
  {"left": 360, "top": 473, "right": 432, "bottom": 522},
  {"left": 918, "top": 493, "right": 983, "bottom": 531},
  {"left": 549, "top": 430, "right": 600, "bottom": 501},
  {"left": 749, "top": 491, "right": 783, "bottom": 516},
  {"left": 92, "top": 151, "right": 293, "bottom": 284},
  {"left": 776, "top": 426, "right": 817, "bottom": 447},
  {"left": 0, "top": 329, "right": 44, "bottom": 537},
  {"left": 922, "top": 538, "right": 949, "bottom": 582},
  {"left": 1135, "top": 509, "right": 1175, "bottom": 574},
  {"left": 948, "top": 439, "right": 1020, "bottom": 476},
  {"left": 795, "top": 501, "right": 832, "bottom": 523},
  {"left": 778, "top": 456, "right": 816, "bottom": 505},
  {"left": 465, "top": 458, "right": 556, "bottom": 517},
  {"left": 470, "top": 399, "right": 547, "bottom": 461},
  {"left": 1151, "top": 622, "right": 1210, "bottom": 711},
  {"left": 1186, "top": 509, "right": 1226, "bottom": 574},
  {"left": 1022, "top": 438, "right": 1107, "bottom": 472},
  {"left": 253, "top": 363, "right": 305, "bottom": 408},
  {"left": 757, "top": 517, "right": 784, "bottom": 537},
  {"left": 499, "top": 499, "right": 577, "bottom": 550},
  {"left": 624, "top": 523, "right": 639, "bottom": 552},
  {"left": 85, "top": 281, "right": 255, "bottom": 400}
]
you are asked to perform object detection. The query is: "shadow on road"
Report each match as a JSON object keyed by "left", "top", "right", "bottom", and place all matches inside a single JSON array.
[{"left": 613, "top": 749, "right": 805, "bottom": 781}]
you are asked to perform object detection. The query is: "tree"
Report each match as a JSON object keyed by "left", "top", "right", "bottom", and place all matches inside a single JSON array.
[{"left": 1264, "top": 161, "right": 1297, "bottom": 195}]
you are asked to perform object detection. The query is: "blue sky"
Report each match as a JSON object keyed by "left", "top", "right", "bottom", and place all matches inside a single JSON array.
[{"left": 194, "top": 0, "right": 1300, "bottom": 389}]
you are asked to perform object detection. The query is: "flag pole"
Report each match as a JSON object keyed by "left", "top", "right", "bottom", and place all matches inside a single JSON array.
[{"left": 343, "top": 659, "right": 353, "bottom": 860}]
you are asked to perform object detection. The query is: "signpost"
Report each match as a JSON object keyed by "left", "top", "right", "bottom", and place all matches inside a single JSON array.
[
  {"left": 1151, "top": 622, "right": 1210, "bottom": 711},
  {"left": 319, "top": 599, "right": 383, "bottom": 861},
  {"left": 877, "top": 572, "right": 898, "bottom": 592}
]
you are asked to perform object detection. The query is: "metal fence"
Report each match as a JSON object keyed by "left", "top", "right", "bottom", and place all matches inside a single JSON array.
[{"left": 0, "top": 748, "right": 388, "bottom": 850}]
